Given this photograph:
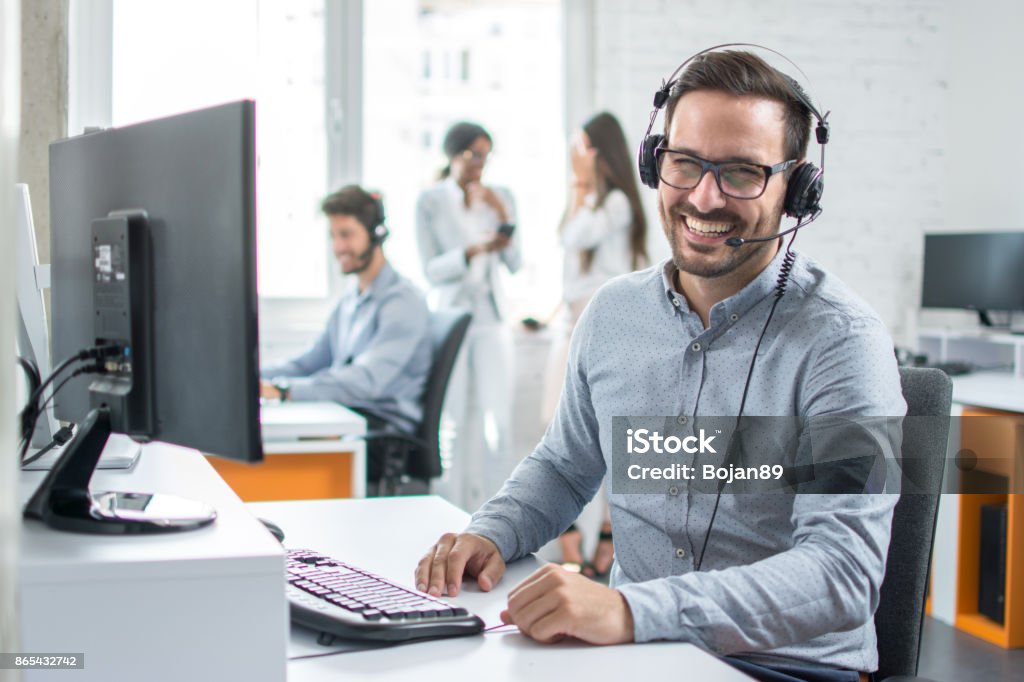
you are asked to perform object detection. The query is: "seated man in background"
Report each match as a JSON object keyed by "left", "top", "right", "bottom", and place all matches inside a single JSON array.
[{"left": 261, "top": 185, "right": 432, "bottom": 483}]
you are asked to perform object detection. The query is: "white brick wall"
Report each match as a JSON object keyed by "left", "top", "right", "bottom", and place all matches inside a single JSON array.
[{"left": 584, "top": 0, "right": 970, "bottom": 346}]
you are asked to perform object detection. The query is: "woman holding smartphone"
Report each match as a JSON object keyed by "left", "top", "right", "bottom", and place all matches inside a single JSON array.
[
  {"left": 415, "top": 121, "right": 521, "bottom": 513},
  {"left": 543, "top": 111, "right": 648, "bottom": 577}
]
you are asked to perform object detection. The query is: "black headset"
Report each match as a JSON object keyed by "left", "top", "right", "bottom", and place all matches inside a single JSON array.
[
  {"left": 636, "top": 43, "right": 830, "bottom": 221},
  {"left": 366, "top": 191, "right": 390, "bottom": 245}
]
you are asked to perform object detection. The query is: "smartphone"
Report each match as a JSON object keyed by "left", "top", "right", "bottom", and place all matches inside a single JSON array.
[{"left": 498, "top": 223, "right": 516, "bottom": 238}]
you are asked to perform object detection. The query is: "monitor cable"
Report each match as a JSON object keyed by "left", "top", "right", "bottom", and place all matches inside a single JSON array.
[{"left": 18, "top": 344, "right": 121, "bottom": 464}]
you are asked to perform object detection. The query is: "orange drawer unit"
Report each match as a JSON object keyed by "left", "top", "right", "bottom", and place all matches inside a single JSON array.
[
  {"left": 955, "top": 407, "right": 1024, "bottom": 648},
  {"left": 206, "top": 449, "right": 358, "bottom": 501},
  {"left": 207, "top": 402, "right": 368, "bottom": 501}
]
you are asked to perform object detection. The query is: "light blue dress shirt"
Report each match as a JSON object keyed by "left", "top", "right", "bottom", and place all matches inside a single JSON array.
[
  {"left": 262, "top": 262, "right": 431, "bottom": 434},
  {"left": 465, "top": 248, "right": 906, "bottom": 672}
]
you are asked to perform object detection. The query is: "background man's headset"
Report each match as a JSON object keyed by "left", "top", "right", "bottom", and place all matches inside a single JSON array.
[
  {"left": 367, "top": 191, "right": 390, "bottom": 246},
  {"left": 348, "top": 191, "right": 390, "bottom": 272},
  {"left": 636, "top": 42, "right": 831, "bottom": 245},
  {"left": 635, "top": 44, "right": 832, "bottom": 571}
]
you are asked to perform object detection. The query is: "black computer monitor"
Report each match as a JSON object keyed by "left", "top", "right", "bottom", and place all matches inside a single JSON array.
[
  {"left": 26, "top": 100, "right": 263, "bottom": 534},
  {"left": 921, "top": 232, "right": 1024, "bottom": 326}
]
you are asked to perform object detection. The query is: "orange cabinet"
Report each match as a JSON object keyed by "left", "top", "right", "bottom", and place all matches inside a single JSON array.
[{"left": 954, "top": 408, "right": 1024, "bottom": 648}]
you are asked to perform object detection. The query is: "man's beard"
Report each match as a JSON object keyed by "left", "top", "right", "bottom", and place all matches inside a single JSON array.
[
  {"left": 659, "top": 196, "right": 783, "bottom": 279},
  {"left": 340, "top": 244, "right": 376, "bottom": 275}
]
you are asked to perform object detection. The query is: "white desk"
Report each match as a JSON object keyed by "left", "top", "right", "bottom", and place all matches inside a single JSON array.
[
  {"left": 247, "top": 496, "right": 752, "bottom": 682},
  {"left": 19, "top": 445, "right": 287, "bottom": 682}
]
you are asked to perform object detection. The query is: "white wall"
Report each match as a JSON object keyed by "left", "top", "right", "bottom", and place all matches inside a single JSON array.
[{"left": 584, "top": 0, "right": 1013, "bottom": 346}]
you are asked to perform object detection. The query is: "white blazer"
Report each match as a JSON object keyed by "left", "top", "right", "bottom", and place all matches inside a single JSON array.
[{"left": 415, "top": 179, "right": 522, "bottom": 320}]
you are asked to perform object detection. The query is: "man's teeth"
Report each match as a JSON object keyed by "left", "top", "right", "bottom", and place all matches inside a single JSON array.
[{"left": 686, "top": 217, "right": 732, "bottom": 235}]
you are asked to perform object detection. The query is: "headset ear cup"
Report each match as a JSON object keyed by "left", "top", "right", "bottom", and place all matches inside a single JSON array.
[
  {"left": 373, "top": 224, "right": 389, "bottom": 245},
  {"left": 638, "top": 134, "right": 664, "bottom": 189},
  {"left": 783, "top": 163, "right": 823, "bottom": 219}
]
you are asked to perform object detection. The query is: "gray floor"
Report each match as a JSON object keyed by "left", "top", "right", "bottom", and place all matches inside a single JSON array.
[{"left": 917, "top": 617, "right": 1024, "bottom": 682}]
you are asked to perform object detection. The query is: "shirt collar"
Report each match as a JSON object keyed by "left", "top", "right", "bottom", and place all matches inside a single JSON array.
[
  {"left": 351, "top": 261, "right": 398, "bottom": 304},
  {"left": 660, "top": 246, "right": 795, "bottom": 326}
]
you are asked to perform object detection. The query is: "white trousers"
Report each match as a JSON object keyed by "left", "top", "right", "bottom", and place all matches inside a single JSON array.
[{"left": 434, "top": 321, "right": 515, "bottom": 512}]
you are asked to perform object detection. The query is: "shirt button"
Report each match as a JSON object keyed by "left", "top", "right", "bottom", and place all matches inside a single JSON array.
[
  {"left": 677, "top": 415, "right": 688, "bottom": 425},
  {"left": 672, "top": 298, "right": 680, "bottom": 307},
  {"left": 730, "top": 313, "right": 739, "bottom": 322},
  {"left": 691, "top": 342, "right": 702, "bottom": 352},
  {"left": 675, "top": 548, "right": 686, "bottom": 559},
  {"left": 669, "top": 486, "right": 679, "bottom": 496}
]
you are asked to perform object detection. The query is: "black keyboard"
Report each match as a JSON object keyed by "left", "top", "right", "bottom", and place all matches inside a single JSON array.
[{"left": 286, "top": 548, "right": 485, "bottom": 642}]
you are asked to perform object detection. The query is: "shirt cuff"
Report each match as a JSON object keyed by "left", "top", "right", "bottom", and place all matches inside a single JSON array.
[
  {"left": 464, "top": 514, "right": 521, "bottom": 562},
  {"left": 616, "top": 580, "right": 707, "bottom": 646},
  {"left": 286, "top": 377, "right": 323, "bottom": 402}
]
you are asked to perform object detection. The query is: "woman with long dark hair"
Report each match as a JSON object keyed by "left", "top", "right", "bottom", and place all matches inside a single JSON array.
[
  {"left": 543, "top": 111, "right": 647, "bottom": 577},
  {"left": 415, "top": 122, "right": 521, "bottom": 513}
]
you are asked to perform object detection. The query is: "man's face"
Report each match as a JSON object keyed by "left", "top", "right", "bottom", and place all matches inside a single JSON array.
[
  {"left": 658, "top": 90, "right": 789, "bottom": 280},
  {"left": 329, "top": 214, "right": 373, "bottom": 275}
]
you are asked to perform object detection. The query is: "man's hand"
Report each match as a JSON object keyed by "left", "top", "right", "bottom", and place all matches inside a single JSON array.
[
  {"left": 415, "top": 532, "right": 506, "bottom": 598},
  {"left": 259, "top": 380, "right": 281, "bottom": 400},
  {"left": 500, "top": 564, "right": 635, "bottom": 645}
]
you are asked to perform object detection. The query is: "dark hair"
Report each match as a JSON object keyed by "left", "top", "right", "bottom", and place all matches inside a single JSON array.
[
  {"left": 566, "top": 112, "right": 648, "bottom": 273},
  {"left": 439, "top": 121, "right": 492, "bottom": 179},
  {"left": 320, "top": 185, "right": 383, "bottom": 232},
  {"left": 664, "top": 50, "right": 812, "bottom": 162}
]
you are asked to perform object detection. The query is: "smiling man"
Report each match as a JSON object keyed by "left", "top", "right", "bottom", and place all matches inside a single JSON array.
[
  {"left": 261, "top": 185, "right": 431, "bottom": 484},
  {"left": 415, "top": 50, "right": 904, "bottom": 682}
]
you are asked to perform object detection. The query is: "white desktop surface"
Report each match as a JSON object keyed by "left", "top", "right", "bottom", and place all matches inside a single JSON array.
[
  {"left": 247, "top": 496, "right": 752, "bottom": 682},
  {"left": 261, "top": 400, "right": 366, "bottom": 441},
  {"left": 20, "top": 444, "right": 287, "bottom": 681},
  {"left": 949, "top": 371, "right": 1024, "bottom": 413}
]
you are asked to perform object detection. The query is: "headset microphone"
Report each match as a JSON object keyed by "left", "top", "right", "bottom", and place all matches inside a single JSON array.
[{"left": 724, "top": 210, "right": 821, "bottom": 247}]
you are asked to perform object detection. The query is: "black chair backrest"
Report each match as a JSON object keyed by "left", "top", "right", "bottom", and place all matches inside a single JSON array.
[
  {"left": 874, "top": 367, "right": 952, "bottom": 680},
  {"left": 407, "top": 310, "right": 471, "bottom": 480}
]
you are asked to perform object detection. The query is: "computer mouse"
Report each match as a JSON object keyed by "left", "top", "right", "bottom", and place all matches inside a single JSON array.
[
  {"left": 259, "top": 518, "right": 285, "bottom": 543},
  {"left": 521, "top": 316, "right": 544, "bottom": 331}
]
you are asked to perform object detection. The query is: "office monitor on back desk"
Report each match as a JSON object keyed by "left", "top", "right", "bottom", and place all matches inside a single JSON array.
[
  {"left": 921, "top": 231, "right": 1024, "bottom": 329},
  {"left": 26, "top": 100, "right": 264, "bottom": 534}
]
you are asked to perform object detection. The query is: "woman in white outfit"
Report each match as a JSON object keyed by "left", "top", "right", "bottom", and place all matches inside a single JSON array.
[
  {"left": 542, "top": 112, "right": 647, "bottom": 577},
  {"left": 415, "top": 122, "right": 521, "bottom": 512}
]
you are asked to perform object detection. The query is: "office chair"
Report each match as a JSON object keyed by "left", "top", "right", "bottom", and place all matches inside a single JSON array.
[
  {"left": 872, "top": 367, "right": 952, "bottom": 682},
  {"left": 367, "top": 309, "right": 472, "bottom": 496}
]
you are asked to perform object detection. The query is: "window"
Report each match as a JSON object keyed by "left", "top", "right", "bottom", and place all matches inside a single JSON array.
[
  {"left": 363, "top": 0, "right": 566, "bottom": 318},
  {"left": 110, "top": 0, "right": 330, "bottom": 301},
  {"left": 85, "top": 0, "right": 570, "bottom": 358}
]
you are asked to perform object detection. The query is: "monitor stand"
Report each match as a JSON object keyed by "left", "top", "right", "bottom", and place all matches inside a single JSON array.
[{"left": 23, "top": 407, "right": 217, "bottom": 534}]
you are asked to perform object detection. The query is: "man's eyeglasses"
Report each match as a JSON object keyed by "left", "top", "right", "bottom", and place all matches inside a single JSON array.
[{"left": 655, "top": 147, "right": 796, "bottom": 200}]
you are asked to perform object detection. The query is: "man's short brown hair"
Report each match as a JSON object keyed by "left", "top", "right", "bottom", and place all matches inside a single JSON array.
[
  {"left": 321, "top": 185, "right": 383, "bottom": 232},
  {"left": 664, "top": 50, "right": 813, "bottom": 162}
]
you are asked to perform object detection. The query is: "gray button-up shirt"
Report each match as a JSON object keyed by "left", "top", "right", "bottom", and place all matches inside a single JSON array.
[
  {"left": 261, "top": 262, "right": 431, "bottom": 433},
  {"left": 466, "top": 249, "right": 905, "bottom": 672}
]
